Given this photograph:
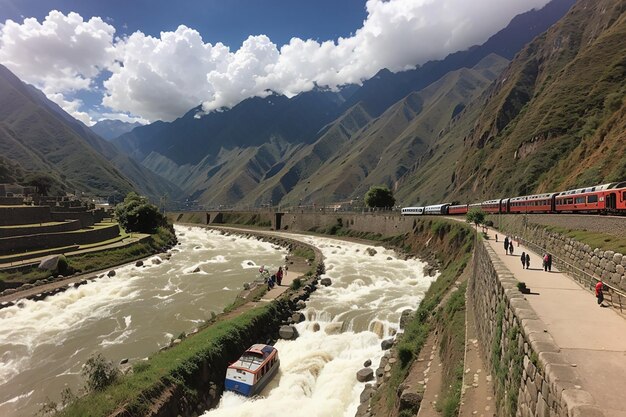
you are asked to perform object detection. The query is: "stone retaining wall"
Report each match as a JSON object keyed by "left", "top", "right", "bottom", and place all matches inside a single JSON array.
[
  {"left": 498, "top": 219, "right": 626, "bottom": 292},
  {"left": 0, "top": 206, "right": 52, "bottom": 226},
  {"left": 0, "top": 224, "right": 120, "bottom": 255},
  {"left": 0, "top": 219, "right": 81, "bottom": 238},
  {"left": 470, "top": 239, "right": 604, "bottom": 417}
]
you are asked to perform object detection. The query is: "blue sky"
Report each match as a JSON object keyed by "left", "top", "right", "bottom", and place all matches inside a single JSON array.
[
  {"left": 0, "top": 0, "right": 367, "bottom": 49},
  {"left": 0, "top": 0, "right": 552, "bottom": 125}
]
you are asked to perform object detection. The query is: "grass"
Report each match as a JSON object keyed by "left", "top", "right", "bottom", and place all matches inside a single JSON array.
[
  {"left": 436, "top": 282, "right": 467, "bottom": 417},
  {"left": 57, "top": 301, "right": 284, "bottom": 417},
  {"left": 543, "top": 225, "right": 626, "bottom": 254},
  {"left": 0, "top": 227, "right": 175, "bottom": 286}
]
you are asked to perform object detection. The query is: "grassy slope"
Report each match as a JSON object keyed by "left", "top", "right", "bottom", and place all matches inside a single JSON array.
[{"left": 404, "top": 0, "right": 626, "bottom": 203}]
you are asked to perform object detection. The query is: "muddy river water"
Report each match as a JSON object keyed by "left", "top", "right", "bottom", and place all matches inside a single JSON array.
[{"left": 0, "top": 226, "right": 435, "bottom": 417}]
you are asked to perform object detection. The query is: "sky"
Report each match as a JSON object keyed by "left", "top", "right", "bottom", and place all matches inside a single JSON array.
[{"left": 0, "top": 0, "right": 552, "bottom": 126}]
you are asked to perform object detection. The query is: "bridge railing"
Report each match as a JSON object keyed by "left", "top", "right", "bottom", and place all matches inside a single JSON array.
[{"left": 517, "top": 236, "right": 625, "bottom": 313}]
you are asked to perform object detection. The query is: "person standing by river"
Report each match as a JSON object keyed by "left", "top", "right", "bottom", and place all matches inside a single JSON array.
[
  {"left": 504, "top": 236, "right": 509, "bottom": 255},
  {"left": 276, "top": 266, "right": 284, "bottom": 286}
]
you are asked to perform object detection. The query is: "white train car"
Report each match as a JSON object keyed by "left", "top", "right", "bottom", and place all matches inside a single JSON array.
[{"left": 401, "top": 206, "right": 424, "bottom": 216}]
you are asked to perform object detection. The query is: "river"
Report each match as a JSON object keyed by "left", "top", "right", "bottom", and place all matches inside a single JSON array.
[
  {"left": 0, "top": 227, "right": 434, "bottom": 417},
  {"left": 202, "top": 232, "right": 434, "bottom": 417},
  {"left": 0, "top": 226, "right": 287, "bottom": 417}
]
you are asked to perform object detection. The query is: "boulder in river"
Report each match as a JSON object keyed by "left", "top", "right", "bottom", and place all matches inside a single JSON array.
[
  {"left": 324, "top": 322, "right": 343, "bottom": 335},
  {"left": 192, "top": 266, "right": 201, "bottom": 273},
  {"left": 291, "top": 312, "right": 305, "bottom": 323},
  {"left": 107, "top": 270, "right": 116, "bottom": 277},
  {"left": 381, "top": 338, "right": 394, "bottom": 350},
  {"left": 365, "top": 248, "right": 377, "bottom": 256},
  {"left": 363, "top": 359, "right": 372, "bottom": 367},
  {"left": 135, "top": 260, "right": 144, "bottom": 267},
  {"left": 312, "top": 322, "right": 321, "bottom": 332},
  {"left": 320, "top": 278, "right": 332, "bottom": 286},
  {"left": 279, "top": 325, "right": 299, "bottom": 340},
  {"left": 356, "top": 368, "right": 374, "bottom": 382}
]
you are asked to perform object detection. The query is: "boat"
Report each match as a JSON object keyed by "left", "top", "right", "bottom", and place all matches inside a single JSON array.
[{"left": 224, "top": 344, "right": 280, "bottom": 396}]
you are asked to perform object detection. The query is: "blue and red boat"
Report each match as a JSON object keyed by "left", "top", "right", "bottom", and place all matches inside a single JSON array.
[{"left": 224, "top": 344, "right": 280, "bottom": 397}]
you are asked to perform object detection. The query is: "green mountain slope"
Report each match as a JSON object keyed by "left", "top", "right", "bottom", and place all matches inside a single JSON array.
[
  {"left": 400, "top": 0, "right": 626, "bottom": 205},
  {"left": 0, "top": 64, "right": 184, "bottom": 203}
]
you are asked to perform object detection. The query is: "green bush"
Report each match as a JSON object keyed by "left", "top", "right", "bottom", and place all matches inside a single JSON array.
[
  {"left": 115, "top": 192, "right": 168, "bottom": 234},
  {"left": 82, "top": 353, "right": 120, "bottom": 392},
  {"left": 290, "top": 278, "right": 302, "bottom": 290}
]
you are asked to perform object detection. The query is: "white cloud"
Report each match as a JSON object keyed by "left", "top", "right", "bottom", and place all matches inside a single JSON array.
[
  {"left": 0, "top": 0, "right": 552, "bottom": 122},
  {"left": 98, "top": 113, "right": 148, "bottom": 125},
  {"left": 47, "top": 93, "right": 93, "bottom": 125}
]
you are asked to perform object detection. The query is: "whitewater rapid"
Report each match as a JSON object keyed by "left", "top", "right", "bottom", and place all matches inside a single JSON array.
[
  {"left": 203, "top": 234, "right": 435, "bottom": 417},
  {"left": 0, "top": 226, "right": 287, "bottom": 417}
]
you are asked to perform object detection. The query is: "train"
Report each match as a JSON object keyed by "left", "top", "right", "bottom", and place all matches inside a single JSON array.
[{"left": 400, "top": 181, "right": 626, "bottom": 216}]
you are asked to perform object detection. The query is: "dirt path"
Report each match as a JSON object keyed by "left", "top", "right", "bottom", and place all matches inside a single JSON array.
[
  {"left": 412, "top": 334, "right": 444, "bottom": 417},
  {"left": 458, "top": 285, "right": 495, "bottom": 417}
]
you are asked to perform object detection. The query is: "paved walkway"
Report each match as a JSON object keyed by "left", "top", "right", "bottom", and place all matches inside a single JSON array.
[{"left": 484, "top": 229, "right": 626, "bottom": 417}]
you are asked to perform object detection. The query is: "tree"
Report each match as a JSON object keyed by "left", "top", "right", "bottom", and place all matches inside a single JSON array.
[
  {"left": 364, "top": 185, "right": 396, "bottom": 208},
  {"left": 82, "top": 353, "right": 119, "bottom": 392},
  {"left": 466, "top": 208, "right": 486, "bottom": 230},
  {"left": 25, "top": 173, "right": 55, "bottom": 196},
  {"left": 115, "top": 192, "right": 167, "bottom": 233}
]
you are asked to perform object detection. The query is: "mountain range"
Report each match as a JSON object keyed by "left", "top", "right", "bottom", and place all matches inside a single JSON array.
[
  {"left": 7, "top": 0, "right": 620, "bottom": 211},
  {"left": 0, "top": 64, "right": 183, "bottom": 203},
  {"left": 91, "top": 120, "right": 143, "bottom": 141},
  {"left": 110, "top": 0, "right": 578, "bottom": 208}
]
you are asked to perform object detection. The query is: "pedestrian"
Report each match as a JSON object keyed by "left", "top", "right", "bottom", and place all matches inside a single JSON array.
[
  {"left": 495, "top": 234, "right": 498, "bottom": 242},
  {"left": 521, "top": 252, "right": 526, "bottom": 269},
  {"left": 504, "top": 236, "right": 509, "bottom": 254},
  {"left": 525, "top": 253, "right": 530, "bottom": 269},
  {"left": 547, "top": 253, "right": 552, "bottom": 272},
  {"left": 509, "top": 241, "right": 514, "bottom": 255},
  {"left": 276, "top": 266, "right": 284, "bottom": 286},
  {"left": 595, "top": 279, "right": 605, "bottom": 306},
  {"left": 543, "top": 253, "right": 549, "bottom": 271}
]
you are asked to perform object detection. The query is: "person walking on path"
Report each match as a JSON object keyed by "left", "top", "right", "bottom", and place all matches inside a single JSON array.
[
  {"left": 596, "top": 279, "right": 605, "bottom": 306},
  {"left": 504, "top": 236, "right": 509, "bottom": 255},
  {"left": 276, "top": 266, "right": 284, "bottom": 286},
  {"left": 543, "top": 253, "right": 549, "bottom": 271},
  {"left": 525, "top": 253, "right": 530, "bottom": 269},
  {"left": 509, "top": 241, "right": 514, "bottom": 255},
  {"left": 547, "top": 253, "right": 553, "bottom": 272},
  {"left": 495, "top": 234, "right": 498, "bottom": 242},
  {"left": 521, "top": 252, "right": 526, "bottom": 269}
]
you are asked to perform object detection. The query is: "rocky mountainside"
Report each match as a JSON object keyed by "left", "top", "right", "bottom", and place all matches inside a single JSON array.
[
  {"left": 91, "top": 119, "right": 142, "bottom": 141},
  {"left": 396, "top": 0, "right": 626, "bottom": 205},
  {"left": 112, "top": 0, "right": 574, "bottom": 208},
  {"left": 0, "top": 64, "right": 183, "bottom": 203}
]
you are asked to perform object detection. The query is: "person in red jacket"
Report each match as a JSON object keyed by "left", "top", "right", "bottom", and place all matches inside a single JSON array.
[{"left": 595, "top": 280, "right": 605, "bottom": 306}]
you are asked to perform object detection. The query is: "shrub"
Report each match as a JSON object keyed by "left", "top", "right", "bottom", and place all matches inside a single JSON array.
[
  {"left": 290, "top": 278, "right": 302, "bottom": 290},
  {"left": 82, "top": 353, "right": 120, "bottom": 392}
]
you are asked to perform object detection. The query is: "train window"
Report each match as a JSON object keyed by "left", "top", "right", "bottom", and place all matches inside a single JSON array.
[
  {"left": 575, "top": 197, "right": 585, "bottom": 204},
  {"left": 587, "top": 195, "right": 598, "bottom": 203},
  {"left": 623, "top": 191, "right": 626, "bottom": 201},
  {"left": 567, "top": 198, "right": 573, "bottom": 204}
]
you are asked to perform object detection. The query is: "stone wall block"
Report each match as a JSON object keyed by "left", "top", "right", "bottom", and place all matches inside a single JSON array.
[
  {"left": 570, "top": 405, "right": 605, "bottom": 417},
  {"left": 561, "top": 389, "right": 595, "bottom": 415},
  {"left": 613, "top": 253, "right": 622, "bottom": 265},
  {"left": 604, "top": 250, "right": 615, "bottom": 260}
]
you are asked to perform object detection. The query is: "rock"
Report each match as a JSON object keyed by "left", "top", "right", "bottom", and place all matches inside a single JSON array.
[
  {"left": 387, "top": 256, "right": 393, "bottom": 260},
  {"left": 119, "top": 358, "right": 129, "bottom": 365},
  {"left": 399, "top": 309, "right": 413, "bottom": 330},
  {"left": 296, "top": 300, "right": 307, "bottom": 310},
  {"left": 381, "top": 338, "right": 394, "bottom": 350},
  {"left": 399, "top": 391, "right": 422, "bottom": 412},
  {"left": 107, "top": 270, "right": 116, "bottom": 277},
  {"left": 151, "top": 258, "right": 162, "bottom": 265},
  {"left": 312, "top": 322, "right": 321, "bottom": 332},
  {"left": 360, "top": 384, "right": 374, "bottom": 403},
  {"left": 279, "top": 325, "right": 299, "bottom": 340},
  {"left": 320, "top": 278, "right": 332, "bottom": 286},
  {"left": 291, "top": 312, "right": 305, "bottom": 323},
  {"left": 135, "top": 260, "right": 144, "bottom": 267},
  {"left": 247, "top": 261, "right": 254, "bottom": 266},
  {"left": 325, "top": 322, "right": 344, "bottom": 335},
  {"left": 243, "top": 282, "right": 250, "bottom": 290},
  {"left": 192, "top": 266, "right": 201, "bottom": 273},
  {"left": 370, "top": 321, "right": 385, "bottom": 338},
  {"left": 366, "top": 248, "right": 377, "bottom": 256},
  {"left": 363, "top": 359, "right": 372, "bottom": 367},
  {"left": 38, "top": 255, "right": 61, "bottom": 271},
  {"left": 172, "top": 338, "right": 182, "bottom": 345},
  {"left": 356, "top": 368, "right": 374, "bottom": 382}
]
